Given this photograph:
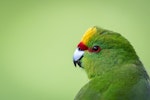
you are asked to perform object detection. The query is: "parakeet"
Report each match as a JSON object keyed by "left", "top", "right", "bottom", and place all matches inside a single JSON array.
[{"left": 73, "top": 26, "right": 150, "bottom": 100}]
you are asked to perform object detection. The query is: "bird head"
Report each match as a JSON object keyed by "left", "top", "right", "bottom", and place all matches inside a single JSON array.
[{"left": 73, "top": 26, "right": 138, "bottom": 78}]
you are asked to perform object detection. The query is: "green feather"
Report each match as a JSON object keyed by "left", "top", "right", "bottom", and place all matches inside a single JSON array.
[{"left": 74, "top": 26, "right": 150, "bottom": 100}]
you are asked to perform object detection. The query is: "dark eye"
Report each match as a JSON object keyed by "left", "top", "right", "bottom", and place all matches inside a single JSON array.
[
  {"left": 91, "top": 46, "right": 101, "bottom": 53},
  {"left": 92, "top": 46, "right": 99, "bottom": 51}
]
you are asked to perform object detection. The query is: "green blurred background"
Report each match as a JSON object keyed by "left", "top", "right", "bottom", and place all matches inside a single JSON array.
[{"left": 0, "top": 0, "right": 150, "bottom": 100}]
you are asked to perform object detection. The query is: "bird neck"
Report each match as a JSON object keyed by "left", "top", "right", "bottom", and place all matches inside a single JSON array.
[{"left": 85, "top": 49, "right": 140, "bottom": 79}]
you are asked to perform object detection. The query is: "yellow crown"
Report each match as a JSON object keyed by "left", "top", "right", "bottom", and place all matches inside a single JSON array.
[{"left": 81, "top": 27, "right": 97, "bottom": 44}]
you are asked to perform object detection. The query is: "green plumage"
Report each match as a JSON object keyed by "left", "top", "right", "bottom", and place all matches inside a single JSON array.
[{"left": 74, "top": 26, "right": 150, "bottom": 100}]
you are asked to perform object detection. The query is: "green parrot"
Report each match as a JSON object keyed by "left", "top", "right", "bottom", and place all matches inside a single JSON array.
[{"left": 73, "top": 26, "right": 150, "bottom": 100}]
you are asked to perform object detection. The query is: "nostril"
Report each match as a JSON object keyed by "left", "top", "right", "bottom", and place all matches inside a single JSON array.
[{"left": 78, "top": 47, "right": 82, "bottom": 51}]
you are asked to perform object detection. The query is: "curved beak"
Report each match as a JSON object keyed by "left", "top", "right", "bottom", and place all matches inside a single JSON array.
[{"left": 73, "top": 48, "right": 84, "bottom": 67}]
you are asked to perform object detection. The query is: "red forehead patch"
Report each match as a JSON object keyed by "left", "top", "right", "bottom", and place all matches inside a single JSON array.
[{"left": 77, "top": 42, "right": 88, "bottom": 50}]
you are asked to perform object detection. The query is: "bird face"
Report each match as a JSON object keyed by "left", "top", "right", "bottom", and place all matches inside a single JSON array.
[
  {"left": 73, "top": 27, "right": 102, "bottom": 68},
  {"left": 73, "top": 42, "right": 101, "bottom": 67}
]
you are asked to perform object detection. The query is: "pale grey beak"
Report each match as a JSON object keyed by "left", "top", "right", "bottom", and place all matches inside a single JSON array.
[{"left": 73, "top": 48, "right": 84, "bottom": 67}]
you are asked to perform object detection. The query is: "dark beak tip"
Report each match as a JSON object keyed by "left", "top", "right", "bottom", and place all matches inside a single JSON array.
[
  {"left": 73, "top": 60, "right": 83, "bottom": 68},
  {"left": 73, "top": 61, "right": 77, "bottom": 67},
  {"left": 73, "top": 56, "right": 84, "bottom": 68}
]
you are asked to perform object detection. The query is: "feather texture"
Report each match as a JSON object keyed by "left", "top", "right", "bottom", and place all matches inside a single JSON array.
[{"left": 73, "top": 26, "right": 150, "bottom": 100}]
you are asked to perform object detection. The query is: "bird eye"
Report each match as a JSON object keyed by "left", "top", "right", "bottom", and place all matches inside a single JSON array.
[
  {"left": 89, "top": 46, "right": 101, "bottom": 53},
  {"left": 91, "top": 46, "right": 101, "bottom": 53},
  {"left": 92, "top": 46, "right": 99, "bottom": 51}
]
